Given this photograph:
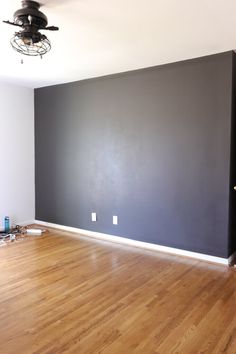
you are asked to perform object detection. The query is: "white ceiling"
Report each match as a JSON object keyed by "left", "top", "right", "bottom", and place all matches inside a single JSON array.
[{"left": 0, "top": 0, "right": 236, "bottom": 88}]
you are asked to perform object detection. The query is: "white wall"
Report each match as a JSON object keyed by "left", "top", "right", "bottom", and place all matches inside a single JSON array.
[{"left": 0, "top": 82, "right": 34, "bottom": 229}]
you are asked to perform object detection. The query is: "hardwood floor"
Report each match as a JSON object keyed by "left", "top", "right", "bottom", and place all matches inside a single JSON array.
[{"left": 0, "top": 228, "right": 235, "bottom": 354}]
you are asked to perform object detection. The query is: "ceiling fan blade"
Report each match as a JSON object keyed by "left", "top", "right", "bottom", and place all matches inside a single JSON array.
[
  {"left": 42, "top": 25, "right": 59, "bottom": 31},
  {"left": 39, "top": 0, "right": 76, "bottom": 8},
  {"left": 3, "top": 20, "right": 22, "bottom": 28}
]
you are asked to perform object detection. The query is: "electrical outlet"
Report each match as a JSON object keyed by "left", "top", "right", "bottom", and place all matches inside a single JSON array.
[
  {"left": 91, "top": 212, "right": 97, "bottom": 222},
  {"left": 113, "top": 215, "right": 118, "bottom": 225}
]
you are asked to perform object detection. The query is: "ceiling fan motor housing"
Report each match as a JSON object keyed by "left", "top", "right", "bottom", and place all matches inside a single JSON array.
[{"left": 14, "top": 1, "right": 48, "bottom": 29}]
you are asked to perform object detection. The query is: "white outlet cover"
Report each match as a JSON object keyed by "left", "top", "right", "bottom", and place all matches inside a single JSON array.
[
  {"left": 91, "top": 212, "right": 97, "bottom": 222},
  {"left": 113, "top": 216, "right": 118, "bottom": 225}
]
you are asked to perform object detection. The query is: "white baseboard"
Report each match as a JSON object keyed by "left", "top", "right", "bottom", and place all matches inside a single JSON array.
[{"left": 34, "top": 220, "right": 230, "bottom": 266}]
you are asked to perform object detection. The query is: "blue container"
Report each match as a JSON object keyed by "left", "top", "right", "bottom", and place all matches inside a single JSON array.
[{"left": 4, "top": 216, "right": 10, "bottom": 233}]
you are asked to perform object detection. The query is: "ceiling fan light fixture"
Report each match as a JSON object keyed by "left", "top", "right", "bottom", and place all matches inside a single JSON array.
[
  {"left": 3, "top": 0, "right": 58, "bottom": 57},
  {"left": 11, "top": 33, "right": 51, "bottom": 56}
]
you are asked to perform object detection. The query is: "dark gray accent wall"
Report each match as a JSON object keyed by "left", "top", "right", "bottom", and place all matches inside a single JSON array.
[
  {"left": 35, "top": 51, "right": 234, "bottom": 258},
  {"left": 228, "top": 52, "right": 236, "bottom": 256}
]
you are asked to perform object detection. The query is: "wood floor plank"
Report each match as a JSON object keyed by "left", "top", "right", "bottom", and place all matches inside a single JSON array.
[{"left": 0, "top": 227, "right": 235, "bottom": 353}]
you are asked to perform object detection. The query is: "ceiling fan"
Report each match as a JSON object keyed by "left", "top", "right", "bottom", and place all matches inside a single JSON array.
[{"left": 3, "top": 0, "right": 59, "bottom": 57}]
